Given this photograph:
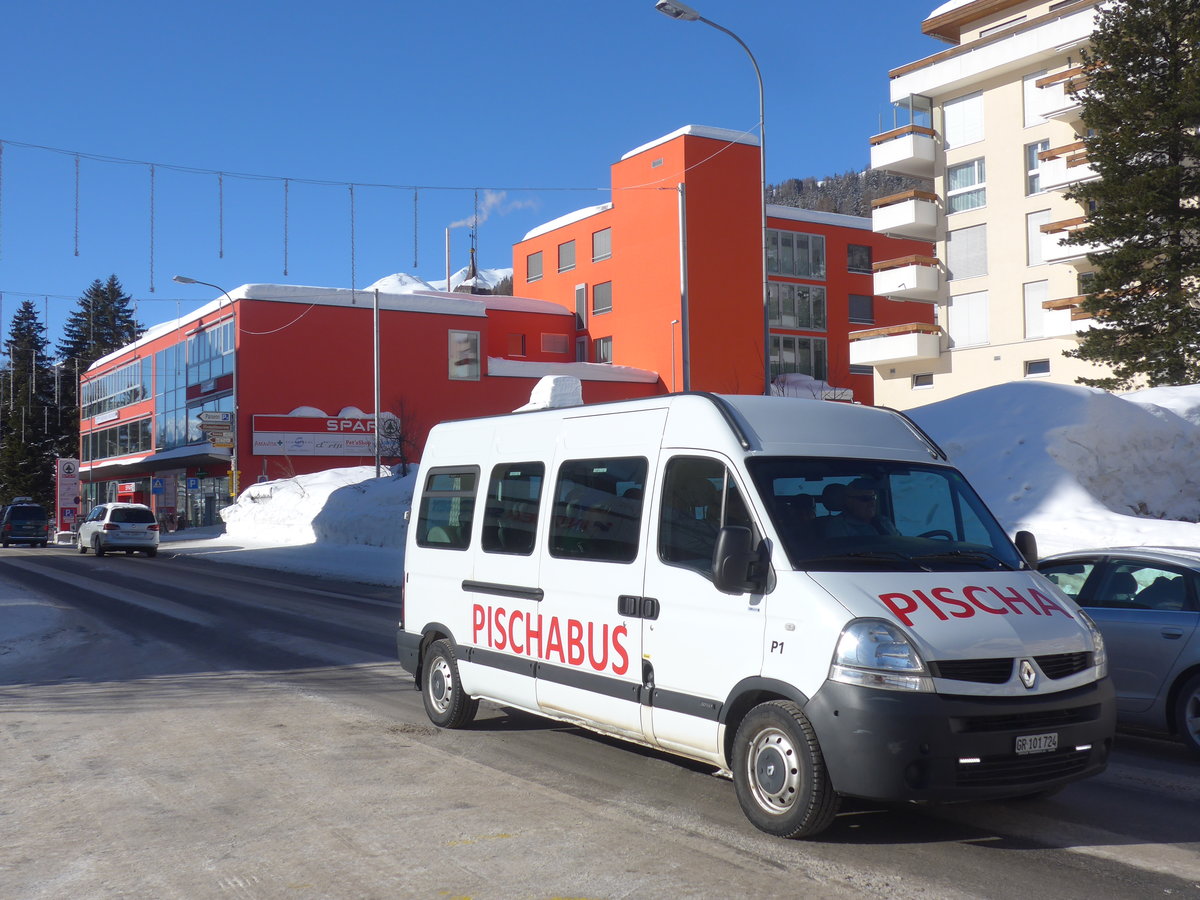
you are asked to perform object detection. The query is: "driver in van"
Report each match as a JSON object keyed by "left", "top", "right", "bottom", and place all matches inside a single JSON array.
[{"left": 822, "top": 478, "right": 899, "bottom": 538}]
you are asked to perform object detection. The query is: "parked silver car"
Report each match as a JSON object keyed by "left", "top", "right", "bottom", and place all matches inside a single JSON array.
[
  {"left": 1038, "top": 547, "right": 1200, "bottom": 755},
  {"left": 77, "top": 503, "right": 160, "bottom": 557}
]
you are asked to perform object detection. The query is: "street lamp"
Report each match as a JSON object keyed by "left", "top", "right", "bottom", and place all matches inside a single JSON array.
[
  {"left": 173, "top": 274, "right": 240, "bottom": 499},
  {"left": 654, "top": 0, "right": 771, "bottom": 395}
]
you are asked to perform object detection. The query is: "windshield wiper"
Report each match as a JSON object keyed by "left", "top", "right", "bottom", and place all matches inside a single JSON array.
[
  {"left": 911, "top": 549, "right": 1015, "bottom": 571},
  {"left": 805, "top": 551, "right": 932, "bottom": 572}
]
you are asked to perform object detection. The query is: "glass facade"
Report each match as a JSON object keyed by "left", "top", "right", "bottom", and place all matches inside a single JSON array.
[{"left": 81, "top": 358, "right": 152, "bottom": 419}]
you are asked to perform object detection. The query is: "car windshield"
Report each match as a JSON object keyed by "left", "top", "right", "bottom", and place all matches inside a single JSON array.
[
  {"left": 746, "top": 457, "right": 1026, "bottom": 572},
  {"left": 111, "top": 508, "right": 155, "bottom": 524}
]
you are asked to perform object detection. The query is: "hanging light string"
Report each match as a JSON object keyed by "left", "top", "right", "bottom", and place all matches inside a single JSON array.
[
  {"left": 148, "top": 164, "right": 156, "bottom": 293},
  {"left": 218, "top": 172, "right": 225, "bottom": 259},
  {"left": 282, "top": 178, "right": 290, "bottom": 276},
  {"left": 74, "top": 154, "right": 81, "bottom": 257},
  {"left": 0, "top": 137, "right": 606, "bottom": 194}
]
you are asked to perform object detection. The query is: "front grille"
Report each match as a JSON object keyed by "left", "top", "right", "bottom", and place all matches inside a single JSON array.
[
  {"left": 929, "top": 658, "right": 1013, "bottom": 684},
  {"left": 951, "top": 703, "right": 1103, "bottom": 734},
  {"left": 956, "top": 749, "right": 1091, "bottom": 787},
  {"left": 1036, "top": 651, "right": 1093, "bottom": 679}
]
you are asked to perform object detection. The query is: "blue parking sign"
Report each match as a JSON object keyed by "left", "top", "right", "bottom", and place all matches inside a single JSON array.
[
  {"left": 186, "top": 477, "right": 200, "bottom": 490},
  {"left": 152, "top": 478, "right": 165, "bottom": 494}
]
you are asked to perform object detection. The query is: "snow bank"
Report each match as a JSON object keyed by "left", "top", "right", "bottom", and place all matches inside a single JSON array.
[{"left": 911, "top": 382, "right": 1200, "bottom": 556}]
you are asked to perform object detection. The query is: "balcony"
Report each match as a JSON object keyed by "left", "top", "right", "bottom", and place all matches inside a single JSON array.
[
  {"left": 1038, "top": 141, "right": 1098, "bottom": 191},
  {"left": 1035, "top": 66, "right": 1090, "bottom": 121},
  {"left": 873, "top": 255, "right": 941, "bottom": 302},
  {"left": 1042, "top": 294, "right": 1095, "bottom": 323},
  {"left": 869, "top": 125, "right": 936, "bottom": 178},
  {"left": 849, "top": 323, "right": 943, "bottom": 366},
  {"left": 871, "top": 189, "right": 939, "bottom": 240},
  {"left": 1040, "top": 216, "right": 1108, "bottom": 265}
]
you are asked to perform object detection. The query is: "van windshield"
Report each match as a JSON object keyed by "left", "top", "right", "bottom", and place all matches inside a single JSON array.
[{"left": 746, "top": 457, "right": 1026, "bottom": 573}]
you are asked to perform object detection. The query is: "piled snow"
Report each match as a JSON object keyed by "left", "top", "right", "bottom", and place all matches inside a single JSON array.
[
  {"left": 911, "top": 382, "right": 1200, "bottom": 556},
  {"left": 364, "top": 272, "right": 436, "bottom": 294},
  {"left": 220, "top": 465, "right": 416, "bottom": 550},
  {"left": 513, "top": 375, "right": 583, "bottom": 411}
]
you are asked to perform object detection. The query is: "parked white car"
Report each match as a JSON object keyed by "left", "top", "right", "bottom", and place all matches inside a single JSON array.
[{"left": 77, "top": 503, "right": 160, "bottom": 557}]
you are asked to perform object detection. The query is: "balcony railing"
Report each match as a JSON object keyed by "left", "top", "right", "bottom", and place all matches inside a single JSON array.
[
  {"left": 1037, "top": 140, "right": 1098, "bottom": 191},
  {"left": 871, "top": 189, "right": 939, "bottom": 240},
  {"left": 1034, "top": 66, "right": 1091, "bottom": 121},
  {"left": 1040, "top": 216, "right": 1108, "bottom": 264},
  {"left": 849, "top": 322, "right": 943, "bottom": 366},
  {"left": 873, "top": 254, "right": 941, "bottom": 302},
  {"left": 869, "top": 125, "right": 937, "bottom": 178}
]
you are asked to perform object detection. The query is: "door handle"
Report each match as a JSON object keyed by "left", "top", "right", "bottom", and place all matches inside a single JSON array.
[
  {"left": 617, "top": 595, "right": 660, "bottom": 620},
  {"left": 1162, "top": 628, "right": 1184, "bottom": 640}
]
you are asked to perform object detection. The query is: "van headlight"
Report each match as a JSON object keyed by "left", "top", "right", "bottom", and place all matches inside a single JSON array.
[
  {"left": 830, "top": 619, "right": 933, "bottom": 692},
  {"left": 1078, "top": 610, "right": 1108, "bottom": 678}
]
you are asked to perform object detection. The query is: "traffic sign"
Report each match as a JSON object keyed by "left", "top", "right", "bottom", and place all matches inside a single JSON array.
[
  {"left": 209, "top": 440, "right": 234, "bottom": 449},
  {"left": 198, "top": 411, "right": 234, "bottom": 424},
  {"left": 199, "top": 422, "right": 233, "bottom": 432}
]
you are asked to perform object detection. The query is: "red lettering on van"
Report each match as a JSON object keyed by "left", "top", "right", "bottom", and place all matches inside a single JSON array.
[
  {"left": 1030, "top": 588, "right": 1073, "bottom": 618},
  {"left": 472, "top": 604, "right": 486, "bottom": 642},
  {"left": 567, "top": 619, "right": 585, "bottom": 666},
  {"left": 877, "top": 584, "right": 1078, "bottom": 627},
  {"left": 880, "top": 592, "right": 919, "bottom": 627},
  {"left": 611, "top": 624, "right": 630, "bottom": 675},
  {"left": 964, "top": 585, "right": 1006, "bottom": 614}
]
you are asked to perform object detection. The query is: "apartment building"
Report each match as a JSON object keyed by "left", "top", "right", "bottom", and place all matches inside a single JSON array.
[
  {"left": 513, "top": 125, "right": 934, "bottom": 403},
  {"left": 861, "top": 0, "right": 1109, "bottom": 408}
]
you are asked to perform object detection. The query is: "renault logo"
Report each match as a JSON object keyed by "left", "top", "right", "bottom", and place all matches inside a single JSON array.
[{"left": 1019, "top": 659, "right": 1038, "bottom": 690}]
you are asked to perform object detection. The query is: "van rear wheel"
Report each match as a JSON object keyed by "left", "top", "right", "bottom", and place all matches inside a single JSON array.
[
  {"left": 732, "top": 700, "right": 840, "bottom": 839},
  {"left": 422, "top": 639, "right": 478, "bottom": 729}
]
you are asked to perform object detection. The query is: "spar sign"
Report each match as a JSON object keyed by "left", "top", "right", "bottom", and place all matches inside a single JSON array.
[{"left": 252, "top": 413, "right": 400, "bottom": 457}]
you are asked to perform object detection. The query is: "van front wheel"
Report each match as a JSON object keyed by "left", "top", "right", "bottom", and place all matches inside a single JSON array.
[
  {"left": 732, "top": 700, "right": 840, "bottom": 839},
  {"left": 422, "top": 639, "right": 478, "bottom": 729}
]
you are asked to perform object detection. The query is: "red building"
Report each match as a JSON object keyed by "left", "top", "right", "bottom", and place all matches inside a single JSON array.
[
  {"left": 78, "top": 285, "right": 657, "bottom": 526},
  {"left": 513, "top": 125, "right": 934, "bottom": 401}
]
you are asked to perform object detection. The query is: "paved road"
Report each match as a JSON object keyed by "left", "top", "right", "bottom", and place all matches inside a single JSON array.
[{"left": 2, "top": 545, "right": 1199, "bottom": 899}]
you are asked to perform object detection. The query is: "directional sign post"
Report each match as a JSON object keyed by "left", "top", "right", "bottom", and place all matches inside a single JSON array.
[{"left": 198, "top": 411, "right": 234, "bottom": 425}]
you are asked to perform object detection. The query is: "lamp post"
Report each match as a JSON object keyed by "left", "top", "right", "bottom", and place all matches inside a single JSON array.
[
  {"left": 654, "top": 0, "right": 771, "bottom": 395},
  {"left": 172, "top": 275, "right": 240, "bottom": 499}
]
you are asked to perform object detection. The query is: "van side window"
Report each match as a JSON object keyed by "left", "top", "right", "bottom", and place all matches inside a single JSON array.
[
  {"left": 549, "top": 457, "right": 647, "bottom": 562},
  {"left": 416, "top": 467, "right": 479, "bottom": 550},
  {"left": 481, "top": 462, "right": 544, "bottom": 555},
  {"left": 659, "top": 456, "right": 754, "bottom": 574}
]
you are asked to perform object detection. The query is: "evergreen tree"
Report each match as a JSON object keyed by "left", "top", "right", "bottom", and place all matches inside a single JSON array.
[
  {"left": 54, "top": 275, "right": 143, "bottom": 458},
  {"left": 1065, "top": 0, "right": 1200, "bottom": 389},
  {"left": 0, "top": 301, "right": 57, "bottom": 502}
]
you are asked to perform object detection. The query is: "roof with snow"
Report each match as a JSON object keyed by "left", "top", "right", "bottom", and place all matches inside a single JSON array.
[{"left": 620, "top": 125, "right": 759, "bottom": 161}]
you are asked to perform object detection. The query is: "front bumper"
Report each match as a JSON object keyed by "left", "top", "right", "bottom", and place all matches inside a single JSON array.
[{"left": 804, "top": 677, "right": 1115, "bottom": 802}]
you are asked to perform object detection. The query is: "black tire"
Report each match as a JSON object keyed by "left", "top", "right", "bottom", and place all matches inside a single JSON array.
[
  {"left": 421, "top": 639, "right": 478, "bottom": 729},
  {"left": 1174, "top": 672, "right": 1200, "bottom": 755},
  {"left": 732, "top": 700, "right": 840, "bottom": 839},
  {"left": 145, "top": 548, "right": 158, "bottom": 558},
  {"left": 93, "top": 537, "right": 106, "bottom": 558},
  {"left": 78, "top": 541, "right": 87, "bottom": 555}
]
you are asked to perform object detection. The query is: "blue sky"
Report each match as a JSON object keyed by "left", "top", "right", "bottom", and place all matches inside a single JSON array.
[{"left": 0, "top": 0, "right": 944, "bottom": 348}]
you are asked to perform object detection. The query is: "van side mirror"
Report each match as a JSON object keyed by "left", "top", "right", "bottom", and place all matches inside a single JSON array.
[
  {"left": 1014, "top": 530, "right": 1038, "bottom": 567},
  {"left": 713, "top": 526, "right": 768, "bottom": 594}
]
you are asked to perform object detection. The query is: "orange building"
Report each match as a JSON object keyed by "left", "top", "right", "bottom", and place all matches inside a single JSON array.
[{"left": 514, "top": 125, "right": 935, "bottom": 403}]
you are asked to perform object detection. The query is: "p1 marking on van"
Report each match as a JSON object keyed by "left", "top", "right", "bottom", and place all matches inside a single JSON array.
[{"left": 398, "top": 393, "right": 1114, "bottom": 839}]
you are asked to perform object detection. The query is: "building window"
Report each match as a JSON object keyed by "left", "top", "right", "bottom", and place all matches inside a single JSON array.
[
  {"left": 948, "top": 291, "right": 989, "bottom": 348},
  {"left": 526, "top": 250, "right": 543, "bottom": 282},
  {"left": 848, "top": 294, "right": 875, "bottom": 325},
  {"left": 481, "top": 462, "right": 544, "bottom": 556},
  {"left": 770, "top": 335, "right": 827, "bottom": 381},
  {"left": 849, "top": 364, "right": 874, "bottom": 376},
  {"left": 943, "top": 91, "right": 983, "bottom": 149},
  {"left": 507, "top": 333, "right": 526, "bottom": 357},
  {"left": 947, "top": 224, "right": 987, "bottom": 280},
  {"left": 81, "top": 418, "right": 153, "bottom": 462},
  {"left": 1023, "top": 71, "right": 1049, "bottom": 127},
  {"left": 81, "top": 357, "right": 153, "bottom": 419},
  {"left": 1025, "top": 359, "right": 1051, "bottom": 377},
  {"left": 1027, "top": 210, "right": 1051, "bottom": 267},
  {"left": 574, "top": 283, "right": 587, "bottom": 327},
  {"left": 1025, "top": 140, "right": 1049, "bottom": 194},
  {"left": 448, "top": 330, "right": 480, "bottom": 380},
  {"left": 575, "top": 337, "right": 588, "bottom": 362},
  {"left": 912, "top": 373, "right": 934, "bottom": 389},
  {"left": 592, "top": 227, "right": 612, "bottom": 262},
  {"left": 768, "top": 282, "right": 826, "bottom": 330},
  {"left": 1024, "top": 279, "right": 1072, "bottom": 339},
  {"left": 593, "top": 281, "right": 613, "bottom": 315},
  {"left": 947, "top": 158, "right": 986, "bottom": 213},
  {"left": 558, "top": 240, "right": 576, "bottom": 273},
  {"left": 767, "top": 230, "right": 825, "bottom": 279},
  {"left": 541, "top": 333, "right": 569, "bottom": 354},
  {"left": 981, "top": 15, "right": 1025, "bottom": 37},
  {"left": 847, "top": 244, "right": 873, "bottom": 274},
  {"left": 594, "top": 336, "right": 613, "bottom": 364}
]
